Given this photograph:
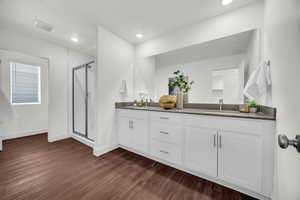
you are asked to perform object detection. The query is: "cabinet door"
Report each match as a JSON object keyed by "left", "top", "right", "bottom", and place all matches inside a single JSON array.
[
  {"left": 218, "top": 130, "right": 262, "bottom": 192},
  {"left": 132, "top": 118, "right": 149, "bottom": 154},
  {"left": 184, "top": 126, "right": 218, "bottom": 177},
  {"left": 118, "top": 117, "right": 132, "bottom": 147}
]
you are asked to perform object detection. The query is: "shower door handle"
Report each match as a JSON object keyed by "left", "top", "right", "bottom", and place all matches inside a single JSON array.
[{"left": 85, "top": 93, "right": 89, "bottom": 104}]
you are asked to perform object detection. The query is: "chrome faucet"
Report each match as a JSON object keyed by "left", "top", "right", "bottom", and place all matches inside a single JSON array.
[{"left": 219, "top": 99, "right": 224, "bottom": 111}]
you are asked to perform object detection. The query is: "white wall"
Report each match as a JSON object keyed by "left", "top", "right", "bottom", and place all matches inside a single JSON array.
[
  {"left": 155, "top": 54, "right": 245, "bottom": 103},
  {"left": 0, "top": 28, "right": 93, "bottom": 142},
  {"left": 136, "top": 1, "right": 264, "bottom": 58},
  {"left": 0, "top": 50, "right": 48, "bottom": 139},
  {"left": 94, "top": 26, "right": 135, "bottom": 156},
  {"left": 264, "top": 0, "right": 300, "bottom": 199}
]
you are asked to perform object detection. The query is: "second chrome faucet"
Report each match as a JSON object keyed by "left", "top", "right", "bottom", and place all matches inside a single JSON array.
[{"left": 219, "top": 98, "right": 224, "bottom": 111}]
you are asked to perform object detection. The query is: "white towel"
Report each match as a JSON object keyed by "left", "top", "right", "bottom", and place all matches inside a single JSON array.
[
  {"left": 0, "top": 89, "right": 14, "bottom": 123},
  {"left": 243, "top": 61, "right": 272, "bottom": 100}
]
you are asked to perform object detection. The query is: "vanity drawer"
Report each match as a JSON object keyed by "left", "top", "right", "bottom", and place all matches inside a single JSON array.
[
  {"left": 117, "top": 109, "right": 148, "bottom": 119},
  {"left": 150, "top": 139, "right": 182, "bottom": 165},
  {"left": 151, "top": 123, "right": 182, "bottom": 145},
  {"left": 185, "top": 114, "right": 263, "bottom": 135},
  {"left": 150, "top": 112, "right": 182, "bottom": 124}
]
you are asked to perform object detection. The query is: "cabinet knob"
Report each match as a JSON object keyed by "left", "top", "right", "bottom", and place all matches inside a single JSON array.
[{"left": 278, "top": 134, "right": 300, "bottom": 153}]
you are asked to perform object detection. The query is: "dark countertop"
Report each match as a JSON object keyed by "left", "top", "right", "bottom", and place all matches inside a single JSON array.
[{"left": 116, "top": 103, "right": 276, "bottom": 121}]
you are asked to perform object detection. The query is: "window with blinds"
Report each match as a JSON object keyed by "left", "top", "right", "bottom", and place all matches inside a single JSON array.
[{"left": 10, "top": 62, "right": 41, "bottom": 104}]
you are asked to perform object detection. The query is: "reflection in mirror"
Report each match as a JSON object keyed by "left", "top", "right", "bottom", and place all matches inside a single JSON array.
[
  {"left": 154, "top": 29, "right": 260, "bottom": 104},
  {"left": 211, "top": 67, "right": 244, "bottom": 104}
]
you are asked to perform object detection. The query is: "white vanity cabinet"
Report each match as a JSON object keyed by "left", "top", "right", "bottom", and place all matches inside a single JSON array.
[
  {"left": 184, "top": 115, "right": 268, "bottom": 194},
  {"left": 184, "top": 126, "right": 218, "bottom": 177},
  {"left": 118, "top": 117, "right": 132, "bottom": 147},
  {"left": 117, "top": 109, "right": 149, "bottom": 154},
  {"left": 218, "top": 130, "right": 263, "bottom": 193},
  {"left": 116, "top": 109, "right": 275, "bottom": 200},
  {"left": 149, "top": 112, "right": 183, "bottom": 165}
]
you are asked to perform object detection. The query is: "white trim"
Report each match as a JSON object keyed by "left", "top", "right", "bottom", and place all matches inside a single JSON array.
[
  {"left": 11, "top": 102, "right": 41, "bottom": 106},
  {"left": 71, "top": 133, "right": 94, "bottom": 147},
  {"left": 0, "top": 49, "right": 50, "bottom": 64},
  {"left": 2, "top": 130, "right": 47, "bottom": 140},
  {"left": 93, "top": 144, "right": 118, "bottom": 157},
  {"left": 48, "top": 133, "right": 70, "bottom": 142}
]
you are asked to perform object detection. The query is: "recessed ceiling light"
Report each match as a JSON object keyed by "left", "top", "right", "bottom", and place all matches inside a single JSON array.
[
  {"left": 222, "top": 0, "right": 233, "bottom": 6},
  {"left": 71, "top": 36, "right": 79, "bottom": 43},
  {"left": 136, "top": 34, "right": 143, "bottom": 38}
]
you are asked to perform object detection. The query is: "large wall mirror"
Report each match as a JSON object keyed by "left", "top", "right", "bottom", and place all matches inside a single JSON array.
[{"left": 153, "top": 29, "right": 261, "bottom": 104}]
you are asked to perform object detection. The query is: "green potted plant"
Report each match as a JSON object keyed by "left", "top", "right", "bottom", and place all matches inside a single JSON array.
[
  {"left": 248, "top": 100, "right": 258, "bottom": 113},
  {"left": 169, "top": 70, "right": 194, "bottom": 109}
]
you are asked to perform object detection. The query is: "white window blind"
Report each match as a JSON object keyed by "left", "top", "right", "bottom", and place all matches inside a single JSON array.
[{"left": 10, "top": 62, "right": 41, "bottom": 104}]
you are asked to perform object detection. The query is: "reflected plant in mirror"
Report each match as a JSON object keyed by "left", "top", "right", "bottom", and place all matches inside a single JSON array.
[
  {"left": 168, "top": 70, "right": 194, "bottom": 109},
  {"left": 169, "top": 70, "right": 195, "bottom": 93}
]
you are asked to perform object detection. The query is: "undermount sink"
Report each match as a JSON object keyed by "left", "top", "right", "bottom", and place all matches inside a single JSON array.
[
  {"left": 206, "top": 109, "right": 239, "bottom": 113},
  {"left": 125, "top": 106, "right": 149, "bottom": 109}
]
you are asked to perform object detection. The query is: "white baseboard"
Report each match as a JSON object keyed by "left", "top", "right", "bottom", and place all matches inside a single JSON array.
[
  {"left": 71, "top": 133, "right": 94, "bottom": 147},
  {"left": 48, "top": 133, "right": 70, "bottom": 142},
  {"left": 2, "top": 130, "right": 48, "bottom": 140},
  {"left": 93, "top": 144, "right": 118, "bottom": 157}
]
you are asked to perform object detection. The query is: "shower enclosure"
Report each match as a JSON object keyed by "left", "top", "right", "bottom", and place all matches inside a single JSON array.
[{"left": 72, "top": 61, "right": 95, "bottom": 142}]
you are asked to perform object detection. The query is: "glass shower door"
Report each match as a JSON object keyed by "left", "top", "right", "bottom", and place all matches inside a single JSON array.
[{"left": 72, "top": 65, "right": 88, "bottom": 139}]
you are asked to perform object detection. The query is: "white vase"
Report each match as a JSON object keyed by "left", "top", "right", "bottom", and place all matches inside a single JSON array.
[
  {"left": 183, "top": 92, "right": 188, "bottom": 104},
  {"left": 249, "top": 107, "right": 257, "bottom": 113},
  {"left": 176, "top": 92, "right": 184, "bottom": 109}
]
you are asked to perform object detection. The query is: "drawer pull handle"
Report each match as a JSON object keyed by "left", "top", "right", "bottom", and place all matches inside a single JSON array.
[
  {"left": 160, "top": 117, "right": 169, "bottom": 120},
  {"left": 159, "top": 150, "right": 169, "bottom": 154},
  {"left": 160, "top": 131, "right": 169, "bottom": 135},
  {"left": 213, "top": 134, "right": 216, "bottom": 147},
  {"left": 129, "top": 120, "right": 133, "bottom": 129}
]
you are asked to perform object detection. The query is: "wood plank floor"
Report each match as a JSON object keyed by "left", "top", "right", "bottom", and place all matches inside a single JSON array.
[{"left": 0, "top": 134, "right": 256, "bottom": 200}]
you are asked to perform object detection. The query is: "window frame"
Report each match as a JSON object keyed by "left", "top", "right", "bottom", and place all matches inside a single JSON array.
[{"left": 9, "top": 61, "right": 42, "bottom": 105}]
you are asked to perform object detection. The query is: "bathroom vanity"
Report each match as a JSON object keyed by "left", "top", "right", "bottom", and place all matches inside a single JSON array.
[{"left": 115, "top": 104, "right": 276, "bottom": 200}]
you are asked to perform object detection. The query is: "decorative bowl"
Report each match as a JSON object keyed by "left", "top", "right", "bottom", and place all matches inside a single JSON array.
[{"left": 159, "top": 95, "right": 177, "bottom": 109}]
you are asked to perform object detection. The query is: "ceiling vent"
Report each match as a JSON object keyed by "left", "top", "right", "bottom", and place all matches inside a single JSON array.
[{"left": 34, "top": 19, "right": 54, "bottom": 32}]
